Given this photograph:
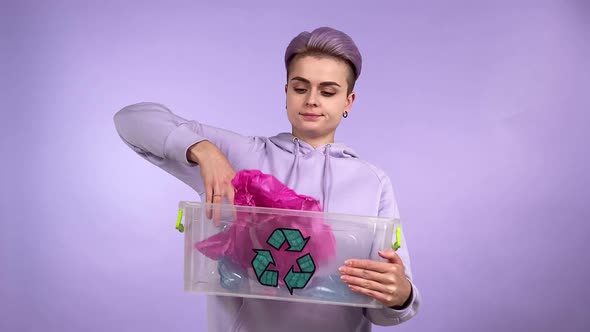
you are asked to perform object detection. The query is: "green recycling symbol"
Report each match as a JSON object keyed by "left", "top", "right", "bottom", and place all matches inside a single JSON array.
[{"left": 251, "top": 228, "right": 316, "bottom": 295}]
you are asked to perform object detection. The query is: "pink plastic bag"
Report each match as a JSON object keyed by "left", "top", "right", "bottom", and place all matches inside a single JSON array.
[{"left": 195, "top": 170, "right": 336, "bottom": 283}]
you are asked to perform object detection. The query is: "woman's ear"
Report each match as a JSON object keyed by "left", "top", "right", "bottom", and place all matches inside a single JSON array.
[{"left": 345, "top": 92, "right": 356, "bottom": 113}]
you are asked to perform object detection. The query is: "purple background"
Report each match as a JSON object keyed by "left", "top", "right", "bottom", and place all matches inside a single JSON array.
[{"left": 2, "top": 0, "right": 589, "bottom": 331}]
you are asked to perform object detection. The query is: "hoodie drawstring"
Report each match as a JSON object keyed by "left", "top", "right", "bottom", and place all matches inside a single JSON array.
[
  {"left": 286, "top": 137, "right": 333, "bottom": 212},
  {"left": 286, "top": 137, "right": 300, "bottom": 188},
  {"left": 322, "top": 144, "right": 332, "bottom": 212}
]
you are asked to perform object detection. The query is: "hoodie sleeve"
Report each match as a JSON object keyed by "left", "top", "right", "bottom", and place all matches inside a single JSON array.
[
  {"left": 363, "top": 174, "right": 421, "bottom": 326},
  {"left": 113, "top": 102, "right": 256, "bottom": 194}
]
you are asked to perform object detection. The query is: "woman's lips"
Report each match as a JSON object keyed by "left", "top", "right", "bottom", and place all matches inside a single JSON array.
[{"left": 300, "top": 113, "right": 322, "bottom": 121}]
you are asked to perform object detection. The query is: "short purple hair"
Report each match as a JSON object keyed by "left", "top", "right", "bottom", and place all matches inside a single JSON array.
[{"left": 284, "top": 27, "right": 362, "bottom": 94}]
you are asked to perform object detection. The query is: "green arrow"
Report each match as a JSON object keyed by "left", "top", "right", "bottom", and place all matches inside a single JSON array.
[
  {"left": 252, "top": 249, "right": 275, "bottom": 279},
  {"left": 259, "top": 270, "right": 278, "bottom": 287},
  {"left": 267, "top": 229, "right": 286, "bottom": 250},
  {"left": 283, "top": 229, "right": 310, "bottom": 252},
  {"left": 267, "top": 228, "right": 310, "bottom": 252},
  {"left": 296, "top": 253, "right": 315, "bottom": 273},
  {"left": 283, "top": 253, "right": 316, "bottom": 295}
]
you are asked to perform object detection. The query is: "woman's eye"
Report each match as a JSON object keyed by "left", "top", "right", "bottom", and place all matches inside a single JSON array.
[{"left": 294, "top": 88, "right": 307, "bottom": 94}]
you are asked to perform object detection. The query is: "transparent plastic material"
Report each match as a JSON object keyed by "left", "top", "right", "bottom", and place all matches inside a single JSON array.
[{"left": 180, "top": 201, "right": 399, "bottom": 308}]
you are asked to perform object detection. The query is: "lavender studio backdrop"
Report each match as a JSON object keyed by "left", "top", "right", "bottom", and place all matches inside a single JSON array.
[{"left": 2, "top": 0, "right": 589, "bottom": 331}]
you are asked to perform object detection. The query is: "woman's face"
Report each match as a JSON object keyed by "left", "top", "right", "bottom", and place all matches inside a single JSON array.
[{"left": 285, "top": 55, "right": 355, "bottom": 145}]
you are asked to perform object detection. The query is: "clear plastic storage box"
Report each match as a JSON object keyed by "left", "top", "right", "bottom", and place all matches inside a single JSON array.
[{"left": 178, "top": 201, "right": 400, "bottom": 308}]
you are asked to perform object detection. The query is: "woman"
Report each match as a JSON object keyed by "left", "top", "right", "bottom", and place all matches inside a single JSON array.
[{"left": 114, "top": 27, "right": 420, "bottom": 331}]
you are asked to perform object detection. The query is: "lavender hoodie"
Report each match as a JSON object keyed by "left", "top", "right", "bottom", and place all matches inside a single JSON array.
[{"left": 114, "top": 102, "right": 421, "bottom": 331}]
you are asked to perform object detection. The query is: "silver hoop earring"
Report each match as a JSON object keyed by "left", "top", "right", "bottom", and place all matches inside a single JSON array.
[{"left": 343, "top": 111, "right": 348, "bottom": 118}]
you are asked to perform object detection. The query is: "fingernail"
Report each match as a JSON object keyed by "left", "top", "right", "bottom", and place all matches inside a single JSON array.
[
  {"left": 345, "top": 260, "right": 351, "bottom": 266},
  {"left": 338, "top": 267, "right": 345, "bottom": 273}
]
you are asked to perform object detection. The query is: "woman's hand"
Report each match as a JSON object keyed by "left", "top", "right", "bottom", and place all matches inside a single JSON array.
[
  {"left": 187, "top": 140, "right": 236, "bottom": 222},
  {"left": 339, "top": 249, "right": 412, "bottom": 308}
]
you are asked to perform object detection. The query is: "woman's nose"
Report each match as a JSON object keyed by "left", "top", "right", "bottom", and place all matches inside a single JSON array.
[{"left": 305, "top": 91, "right": 319, "bottom": 107}]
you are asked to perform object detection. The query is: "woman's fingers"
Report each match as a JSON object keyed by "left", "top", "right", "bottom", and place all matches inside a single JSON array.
[
  {"left": 212, "top": 189, "right": 223, "bottom": 225},
  {"left": 205, "top": 183, "right": 214, "bottom": 220},
  {"left": 195, "top": 142, "right": 237, "bottom": 225}
]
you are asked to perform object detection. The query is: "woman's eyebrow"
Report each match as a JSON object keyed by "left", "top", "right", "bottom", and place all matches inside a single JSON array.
[{"left": 290, "top": 76, "right": 341, "bottom": 87}]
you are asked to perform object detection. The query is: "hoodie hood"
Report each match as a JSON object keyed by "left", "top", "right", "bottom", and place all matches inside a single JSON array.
[
  {"left": 268, "top": 132, "right": 359, "bottom": 158},
  {"left": 268, "top": 132, "right": 359, "bottom": 211}
]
